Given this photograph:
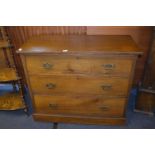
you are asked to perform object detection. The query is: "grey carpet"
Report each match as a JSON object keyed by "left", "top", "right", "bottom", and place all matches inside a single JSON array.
[{"left": 0, "top": 84, "right": 155, "bottom": 129}]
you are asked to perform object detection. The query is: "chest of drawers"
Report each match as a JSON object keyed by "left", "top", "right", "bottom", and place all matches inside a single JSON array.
[{"left": 17, "top": 35, "right": 142, "bottom": 125}]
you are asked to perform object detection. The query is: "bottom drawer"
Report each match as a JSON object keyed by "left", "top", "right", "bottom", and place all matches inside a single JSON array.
[{"left": 34, "top": 95, "right": 126, "bottom": 117}]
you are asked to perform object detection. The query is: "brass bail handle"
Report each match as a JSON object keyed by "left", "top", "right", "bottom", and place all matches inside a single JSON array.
[
  {"left": 102, "top": 64, "right": 115, "bottom": 70},
  {"left": 46, "top": 83, "right": 56, "bottom": 89},
  {"left": 49, "top": 103, "right": 58, "bottom": 109},
  {"left": 101, "top": 84, "right": 112, "bottom": 90},
  {"left": 43, "top": 63, "right": 53, "bottom": 69},
  {"left": 99, "top": 105, "right": 109, "bottom": 111}
]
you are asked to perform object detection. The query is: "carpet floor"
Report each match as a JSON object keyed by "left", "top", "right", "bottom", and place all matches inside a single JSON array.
[{"left": 0, "top": 84, "right": 155, "bottom": 129}]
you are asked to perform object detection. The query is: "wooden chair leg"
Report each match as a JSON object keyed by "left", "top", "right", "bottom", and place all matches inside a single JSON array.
[
  {"left": 12, "top": 82, "right": 17, "bottom": 92},
  {"left": 53, "top": 122, "right": 58, "bottom": 129},
  {"left": 23, "top": 107, "right": 29, "bottom": 116}
]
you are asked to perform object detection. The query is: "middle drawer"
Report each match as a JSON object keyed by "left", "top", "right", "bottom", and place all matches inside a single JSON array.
[{"left": 29, "top": 75, "right": 130, "bottom": 96}]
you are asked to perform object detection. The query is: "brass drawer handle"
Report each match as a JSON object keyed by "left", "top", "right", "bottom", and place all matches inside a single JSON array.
[
  {"left": 43, "top": 63, "right": 53, "bottom": 69},
  {"left": 101, "top": 84, "right": 112, "bottom": 90},
  {"left": 99, "top": 105, "right": 110, "bottom": 111},
  {"left": 102, "top": 64, "right": 115, "bottom": 70},
  {"left": 49, "top": 103, "right": 58, "bottom": 109},
  {"left": 46, "top": 83, "right": 56, "bottom": 89}
]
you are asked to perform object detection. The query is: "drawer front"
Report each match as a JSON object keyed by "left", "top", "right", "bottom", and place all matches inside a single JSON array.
[
  {"left": 34, "top": 95, "right": 126, "bottom": 117},
  {"left": 30, "top": 75, "right": 129, "bottom": 96},
  {"left": 26, "top": 55, "right": 133, "bottom": 76}
]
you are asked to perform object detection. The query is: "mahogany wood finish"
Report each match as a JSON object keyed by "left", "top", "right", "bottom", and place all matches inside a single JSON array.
[
  {"left": 7, "top": 26, "right": 152, "bottom": 86},
  {"left": 18, "top": 35, "right": 142, "bottom": 125}
]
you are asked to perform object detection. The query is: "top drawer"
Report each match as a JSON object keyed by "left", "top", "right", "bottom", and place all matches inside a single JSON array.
[{"left": 25, "top": 55, "right": 133, "bottom": 76}]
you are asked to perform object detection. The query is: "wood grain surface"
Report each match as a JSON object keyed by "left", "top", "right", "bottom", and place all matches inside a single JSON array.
[
  {"left": 17, "top": 35, "right": 141, "bottom": 54},
  {"left": 25, "top": 55, "right": 133, "bottom": 77},
  {"left": 19, "top": 35, "right": 140, "bottom": 125},
  {"left": 34, "top": 95, "right": 126, "bottom": 117},
  {"left": 29, "top": 75, "right": 130, "bottom": 96}
]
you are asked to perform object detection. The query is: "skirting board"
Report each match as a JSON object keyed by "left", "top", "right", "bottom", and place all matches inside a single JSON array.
[{"left": 33, "top": 113, "right": 126, "bottom": 125}]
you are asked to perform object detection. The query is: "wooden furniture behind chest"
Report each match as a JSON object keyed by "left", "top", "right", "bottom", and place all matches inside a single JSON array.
[{"left": 17, "top": 35, "right": 142, "bottom": 125}]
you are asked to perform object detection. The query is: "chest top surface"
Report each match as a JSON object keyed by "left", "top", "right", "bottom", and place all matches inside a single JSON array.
[{"left": 17, "top": 35, "right": 142, "bottom": 55}]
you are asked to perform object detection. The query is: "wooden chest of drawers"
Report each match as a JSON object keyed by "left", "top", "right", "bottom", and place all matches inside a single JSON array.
[{"left": 17, "top": 35, "right": 142, "bottom": 125}]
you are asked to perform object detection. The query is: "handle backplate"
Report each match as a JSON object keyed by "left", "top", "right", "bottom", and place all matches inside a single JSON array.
[
  {"left": 49, "top": 103, "right": 58, "bottom": 109},
  {"left": 102, "top": 64, "right": 115, "bottom": 70},
  {"left": 99, "top": 105, "right": 110, "bottom": 111},
  {"left": 43, "top": 63, "right": 53, "bottom": 69},
  {"left": 101, "top": 84, "right": 112, "bottom": 90},
  {"left": 46, "top": 83, "right": 56, "bottom": 89}
]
